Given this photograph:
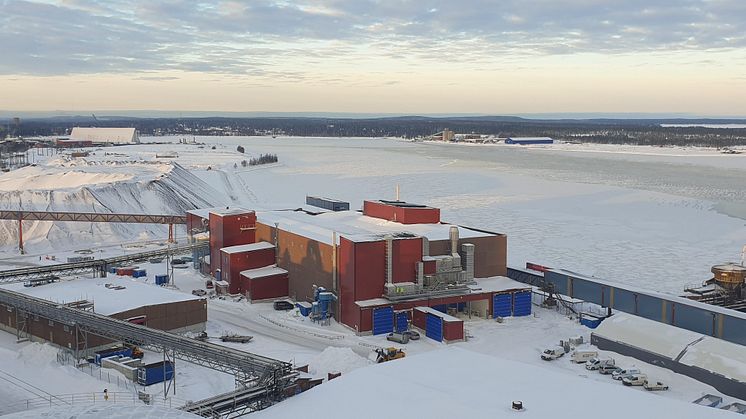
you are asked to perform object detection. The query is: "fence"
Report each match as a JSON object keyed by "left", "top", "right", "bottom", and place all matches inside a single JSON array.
[
  {"left": 0, "top": 391, "right": 186, "bottom": 415},
  {"left": 56, "top": 350, "right": 137, "bottom": 391}
]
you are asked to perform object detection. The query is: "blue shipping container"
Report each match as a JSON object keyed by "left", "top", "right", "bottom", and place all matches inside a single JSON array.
[
  {"left": 137, "top": 361, "right": 174, "bottom": 386},
  {"left": 133, "top": 269, "right": 147, "bottom": 278},
  {"left": 395, "top": 311, "right": 409, "bottom": 332},
  {"left": 431, "top": 305, "right": 447, "bottom": 313},
  {"left": 513, "top": 291, "right": 532, "bottom": 316},
  {"left": 155, "top": 274, "right": 169, "bottom": 285}
]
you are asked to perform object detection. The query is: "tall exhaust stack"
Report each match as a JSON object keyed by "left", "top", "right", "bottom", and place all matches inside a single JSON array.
[{"left": 449, "top": 226, "right": 459, "bottom": 255}]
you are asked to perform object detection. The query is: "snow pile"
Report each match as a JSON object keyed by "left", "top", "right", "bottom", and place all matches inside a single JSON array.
[
  {"left": 3, "top": 404, "right": 200, "bottom": 418},
  {"left": 0, "top": 157, "right": 229, "bottom": 251},
  {"left": 257, "top": 347, "right": 734, "bottom": 419},
  {"left": 307, "top": 347, "right": 370, "bottom": 375}
]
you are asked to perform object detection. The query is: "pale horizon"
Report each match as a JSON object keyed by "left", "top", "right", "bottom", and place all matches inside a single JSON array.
[{"left": 2, "top": 1, "right": 745, "bottom": 115}]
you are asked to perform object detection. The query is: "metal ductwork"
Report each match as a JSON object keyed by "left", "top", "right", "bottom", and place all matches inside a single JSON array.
[
  {"left": 422, "top": 236, "right": 430, "bottom": 257},
  {"left": 461, "top": 243, "right": 475, "bottom": 281}
]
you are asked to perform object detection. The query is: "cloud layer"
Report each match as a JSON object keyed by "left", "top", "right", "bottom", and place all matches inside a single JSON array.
[{"left": 2, "top": 0, "right": 745, "bottom": 76}]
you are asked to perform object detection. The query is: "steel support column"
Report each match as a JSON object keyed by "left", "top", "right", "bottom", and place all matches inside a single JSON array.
[{"left": 18, "top": 218, "right": 24, "bottom": 254}]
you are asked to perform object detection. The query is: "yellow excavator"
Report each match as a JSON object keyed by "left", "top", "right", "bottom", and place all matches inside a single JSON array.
[{"left": 375, "top": 347, "right": 406, "bottom": 363}]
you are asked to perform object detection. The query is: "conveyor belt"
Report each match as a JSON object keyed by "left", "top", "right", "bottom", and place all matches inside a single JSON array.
[{"left": 0, "top": 242, "right": 208, "bottom": 283}]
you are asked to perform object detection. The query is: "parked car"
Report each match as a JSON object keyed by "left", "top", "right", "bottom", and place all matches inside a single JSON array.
[
  {"left": 191, "top": 289, "right": 207, "bottom": 296},
  {"left": 612, "top": 368, "right": 641, "bottom": 381},
  {"left": 643, "top": 380, "right": 669, "bottom": 391},
  {"left": 148, "top": 258, "right": 163, "bottom": 264},
  {"left": 541, "top": 347, "right": 566, "bottom": 361},
  {"left": 585, "top": 357, "right": 615, "bottom": 371},
  {"left": 273, "top": 300, "right": 295, "bottom": 311},
  {"left": 171, "top": 258, "right": 186, "bottom": 265},
  {"left": 571, "top": 350, "right": 598, "bottom": 363},
  {"left": 181, "top": 256, "right": 193, "bottom": 262},
  {"left": 386, "top": 332, "right": 410, "bottom": 344},
  {"left": 622, "top": 373, "right": 648, "bottom": 386},
  {"left": 402, "top": 330, "right": 420, "bottom": 340},
  {"left": 598, "top": 364, "right": 621, "bottom": 375}
]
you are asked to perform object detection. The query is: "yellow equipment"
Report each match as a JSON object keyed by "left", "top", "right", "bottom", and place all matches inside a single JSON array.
[{"left": 375, "top": 347, "right": 406, "bottom": 363}]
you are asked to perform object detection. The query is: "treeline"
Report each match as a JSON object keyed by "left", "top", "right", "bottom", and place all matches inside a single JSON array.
[
  {"left": 249, "top": 153, "right": 278, "bottom": 166},
  {"left": 5, "top": 117, "right": 746, "bottom": 148}
]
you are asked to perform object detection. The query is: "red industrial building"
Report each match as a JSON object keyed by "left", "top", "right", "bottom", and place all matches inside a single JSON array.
[{"left": 189, "top": 199, "right": 531, "bottom": 341}]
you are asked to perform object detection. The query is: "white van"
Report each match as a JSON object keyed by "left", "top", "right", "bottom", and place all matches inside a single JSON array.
[
  {"left": 612, "top": 368, "right": 641, "bottom": 381},
  {"left": 585, "top": 357, "right": 615, "bottom": 371},
  {"left": 571, "top": 350, "right": 598, "bottom": 363}
]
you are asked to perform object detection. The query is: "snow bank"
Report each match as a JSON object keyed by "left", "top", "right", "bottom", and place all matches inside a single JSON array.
[
  {"left": 257, "top": 347, "right": 734, "bottom": 419},
  {"left": 307, "top": 347, "right": 370, "bottom": 375},
  {"left": 3, "top": 404, "right": 200, "bottom": 418}
]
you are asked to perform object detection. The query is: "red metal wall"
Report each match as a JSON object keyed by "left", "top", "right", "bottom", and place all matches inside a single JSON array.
[
  {"left": 353, "top": 240, "right": 386, "bottom": 301},
  {"left": 245, "top": 273, "right": 289, "bottom": 301},
  {"left": 392, "top": 238, "right": 422, "bottom": 283},
  {"left": 339, "top": 237, "right": 357, "bottom": 329},
  {"left": 443, "top": 320, "right": 464, "bottom": 341},
  {"left": 412, "top": 308, "right": 426, "bottom": 330},
  {"left": 186, "top": 213, "right": 207, "bottom": 237},
  {"left": 362, "top": 201, "right": 440, "bottom": 224},
  {"left": 209, "top": 211, "right": 256, "bottom": 276},
  {"left": 221, "top": 247, "right": 276, "bottom": 294}
]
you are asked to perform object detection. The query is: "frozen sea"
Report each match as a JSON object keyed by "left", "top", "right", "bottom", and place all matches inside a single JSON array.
[{"left": 153, "top": 136, "right": 746, "bottom": 295}]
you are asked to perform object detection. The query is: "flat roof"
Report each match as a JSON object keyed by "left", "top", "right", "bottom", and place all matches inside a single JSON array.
[
  {"left": 186, "top": 207, "right": 226, "bottom": 220},
  {"left": 257, "top": 209, "right": 495, "bottom": 246},
  {"left": 240, "top": 265, "right": 288, "bottom": 279},
  {"left": 2, "top": 278, "right": 200, "bottom": 316},
  {"left": 209, "top": 207, "right": 253, "bottom": 217},
  {"left": 221, "top": 242, "right": 275, "bottom": 254},
  {"left": 372, "top": 199, "right": 433, "bottom": 209},
  {"left": 415, "top": 306, "right": 461, "bottom": 322},
  {"left": 467, "top": 276, "right": 532, "bottom": 293}
]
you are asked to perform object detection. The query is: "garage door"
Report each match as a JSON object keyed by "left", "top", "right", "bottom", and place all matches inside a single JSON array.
[
  {"left": 372, "top": 307, "right": 394, "bottom": 335},
  {"left": 395, "top": 311, "right": 409, "bottom": 332},
  {"left": 425, "top": 313, "right": 443, "bottom": 342},
  {"left": 513, "top": 291, "right": 532, "bottom": 316},
  {"left": 493, "top": 293, "right": 512, "bottom": 318}
]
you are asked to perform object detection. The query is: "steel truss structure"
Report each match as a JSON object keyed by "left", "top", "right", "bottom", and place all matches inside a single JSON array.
[
  {"left": 0, "top": 242, "right": 208, "bottom": 283},
  {"left": 0, "top": 287, "right": 295, "bottom": 412}
]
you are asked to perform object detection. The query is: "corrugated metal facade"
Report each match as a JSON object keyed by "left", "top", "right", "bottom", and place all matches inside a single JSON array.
[
  {"left": 372, "top": 306, "right": 394, "bottom": 335},
  {"left": 425, "top": 313, "right": 443, "bottom": 342}
]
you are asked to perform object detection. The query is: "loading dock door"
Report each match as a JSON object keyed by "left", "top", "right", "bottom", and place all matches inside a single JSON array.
[
  {"left": 395, "top": 311, "right": 409, "bottom": 332},
  {"left": 513, "top": 291, "right": 532, "bottom": 316},
  {"left": 372, "top": 307, "right": 394, "bottom": 335},
  {"left": 425, "top": 313, "right": 443, "bottom": 342},
  {"left": 493, "top": 293, "right": 512, "bottom": 318}
]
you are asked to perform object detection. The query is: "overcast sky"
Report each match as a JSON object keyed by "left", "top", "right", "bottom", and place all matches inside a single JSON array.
[{"left": 1, "top": 0, "right": 745, "bottom": 115}]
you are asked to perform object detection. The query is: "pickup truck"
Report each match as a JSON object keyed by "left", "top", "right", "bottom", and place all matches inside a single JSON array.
[
  {"left": 541, "top": 347, "right": 566, "bottom": 361},
  {"left": 622, "top": 373, "right": 648, "bottom": 386},
  {"left": 643, "top": 380, "right": 669, "bottom": 391}
]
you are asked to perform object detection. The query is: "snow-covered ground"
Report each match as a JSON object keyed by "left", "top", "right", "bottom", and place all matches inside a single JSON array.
[{"left": 0, "top": 136, "right": 744, "bottom": 416}]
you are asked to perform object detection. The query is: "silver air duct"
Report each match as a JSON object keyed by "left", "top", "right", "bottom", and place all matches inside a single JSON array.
[{"left": 385, "top": 235, "right": 393, "bottom": 285}]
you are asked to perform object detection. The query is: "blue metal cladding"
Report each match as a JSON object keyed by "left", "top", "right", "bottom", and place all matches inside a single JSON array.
[
  {"left": 395, "top": 311, "right": 409, "bottom": 332},
  {"left": 612, "top": 288, "right": 637, "bottom": 313},
  {"left": 672, "top": 303, "right": 716, "bottom": 336},
  {"left": 372, "top": 307, "right": 394, "bottom": 335},
  {"left": 493, "top": 293, "right": 512, "bottom": 318},
  {"left": 425, "top": 313, "right": 443, "bottom": 342},
  {"left": 513, "top": 291, "right": 532, "bottom": 316},
  {"left": 431, "top": 305, "right": 447, "bottom": 313}
]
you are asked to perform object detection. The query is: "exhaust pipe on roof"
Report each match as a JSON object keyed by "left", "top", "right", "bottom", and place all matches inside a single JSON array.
[
  {"left": 449, "top": 226, "right": 459, "bottom": 255},
  {"left": 385, "top": 235, "right": 393, "bottom": 285}
]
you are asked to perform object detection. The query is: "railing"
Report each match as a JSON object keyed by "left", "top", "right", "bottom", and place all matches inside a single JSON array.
[{"left": 0, "top": 392, "right": 188, "bottom": 415}]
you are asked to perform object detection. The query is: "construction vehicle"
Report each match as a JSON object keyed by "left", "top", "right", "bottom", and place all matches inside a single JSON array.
[
  {"left": 127, "top": 345, "right": 144, "bottom": 359},
  {"left": 375, "top": 347, "right": 406, "bottom": 363}
]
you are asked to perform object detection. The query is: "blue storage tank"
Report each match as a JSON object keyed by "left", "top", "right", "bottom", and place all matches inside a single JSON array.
[
  {"left": 137, "top": 361, "right": 174, "bottom": 386},
  {"left": 296, "top": 302, "right": 312, "bottom": 316}
]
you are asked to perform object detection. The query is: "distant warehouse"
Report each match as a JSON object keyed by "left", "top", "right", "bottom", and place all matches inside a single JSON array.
[
  {"left": 505, "top": 137, "right": 554, "bottom": 145},
  {"left": 69, "top": 127, "right": 140, "bottom": 144}
]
